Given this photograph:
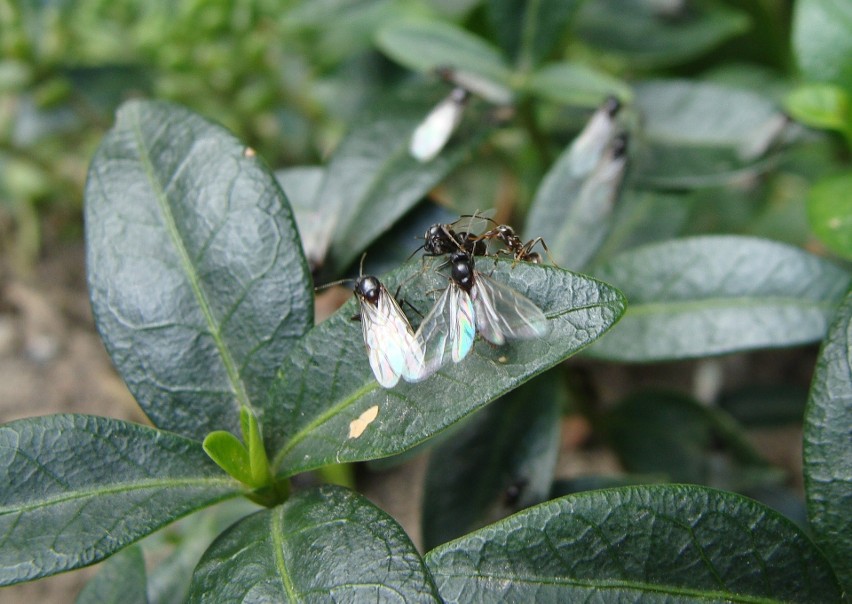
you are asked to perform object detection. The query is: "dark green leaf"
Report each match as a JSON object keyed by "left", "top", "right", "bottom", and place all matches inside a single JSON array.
[
  {"left": 285, "top": 0, "right": 417, "bottom": 64},
  {"left": 573, "top": 0, "right": 749, "bottom": 68},
  {"left": 0, "top": 415, "right": 244, "bottom": 586},
  {"left": 315, "top": 105, "right": 490, "bottom": 275},
  {"left": 589, "top": 188, "right": 694, "bottom": 265},
  {"left": 76, "top": 545, "right": 147, "bottom": 604},
  {"left": 604, "top": 391, "right": 780, "bottom": 491},
  {"left": 632, "top": 80, "right": 790, "bottom": 188},
  {"left": 486, "top": 0, "right": 580, "bottom": 67},
  {"left": 187, "top": 485, "right": 440, "bottom": 603},
  {"left": 718, "top": 385, "right": 808, "bottom": 428},
  {"left": 589, "top": 236, "right": 851, "bottom": 361},
  {"left": 425, "top": 485, "right": 842, "bottom": 602},
  {"left": 793, "top": 0, "right": 852, "bottom": 91},
  {"left": 740, "top": 485, "right": 809, "bottom": 530},
  {"left": 525, "top": 62, "right": 633, "bottom": 108},
  {"left": 808, "top": 173, "right": 852, "bottom": 261},
  {"left": 264, "top": 258, "right": 625, "bottom": 476},
  {"left": 422, "top": 372, "right": 562, "bottom": 550},
  {"left": 275, "top": 166, "right": 326, "bottom": 270},
  {"left": 376, "top": 20, "right": 512, "bottom": 88},
  {"left": 85, "top": 100, "right": 313, "bottom": 440},
  {"left": 146, "top": 500, "right": 260, "bottom": 604},
  {"left": 804, "top": 289, "right": 852, "bottom": 592}
]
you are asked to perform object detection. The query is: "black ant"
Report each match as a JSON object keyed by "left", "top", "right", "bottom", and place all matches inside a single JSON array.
[{"left": 471, "top": 219, "right": 556, "bottom": 266}]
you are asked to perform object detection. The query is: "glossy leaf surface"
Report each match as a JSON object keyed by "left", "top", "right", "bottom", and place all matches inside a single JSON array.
[
  {"left": 85, "top": 100, "right": 312, "bottom": 440},
  {"left": 525, "top": 62, "right": 632, "bottom": 108},
  {"left": 425, "top": 485, "right": 841, "bottom": 602},
  {"left": 422, "top": 373, "right": 562, "bottom": 550},
  {"left": 275, "top": 166, "right": 326, "bottom": 270},
  {"left": 590, "top": 236, "right": 850, "bottom": 361},
  {"left": 632, "top": 80, "right": 789, "bottom": 188},
  {"left": 793, "top": 0, "right": 852, "bottom": 90},
  {"left": 264, "top": 258, "right": 625, "bottom": 476},
  {"left": 0, "top": 415, "right": 243, "bottom": 586},
  {"left": 314, "top": 106, "right": 489, "bottom": 275},
  {"left": 146, "top": 500, "right": 260, "bottom": 604},
  {"left": 486, "top": 0, "right": 580, "bottom": 67},
  {"left": 187, "top": 485, "right": 440, "bottom": 603},
  {"left": 804, "top": 289, "right": 852, "bottom": 592},
  {"left": 573, "top": 0, "right": 749, "bottom": 68},
  {"left": 376, "top": 20, "right": 511, "bottom": 86},
  {"left": 76, "top": 545, "right": 147, "bottom": 604}
]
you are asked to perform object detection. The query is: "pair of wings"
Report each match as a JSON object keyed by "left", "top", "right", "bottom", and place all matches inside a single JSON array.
[
  {"left": 359, "top": 289, "right": 424, "bottom": 389},
  {"left": 415, "top": 272, "right": 551, "bottom": 377}
]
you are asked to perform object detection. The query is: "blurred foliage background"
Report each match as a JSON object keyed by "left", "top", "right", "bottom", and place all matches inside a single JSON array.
[{"left": 1, "top": 0, "right": 849, "bottom": 275}]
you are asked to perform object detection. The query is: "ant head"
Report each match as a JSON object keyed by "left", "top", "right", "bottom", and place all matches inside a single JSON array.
[{"left": 354, "top": 275, "right": 381, "bottom": 305}]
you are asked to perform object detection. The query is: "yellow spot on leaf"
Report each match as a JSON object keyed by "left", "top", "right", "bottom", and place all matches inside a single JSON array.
[
  {"left": 244, "top": 147, "right": 256, "bottom": 157},
  {"left": 349, "top": 405, "right": 379, "bottom": 439}
]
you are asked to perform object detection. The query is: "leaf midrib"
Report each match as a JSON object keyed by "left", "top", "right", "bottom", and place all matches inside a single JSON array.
[
  {"left": 433, "top": 571, "right": 791, "bottom": 603},
  {"left": 129, "top": 109, "right": 252, "bottom": 413},
  {"left": 0, "top": 476, "right": 240, "bottom": 515},
  {"left": 271, "top": 507, "right": 300, "bottom": 600}
]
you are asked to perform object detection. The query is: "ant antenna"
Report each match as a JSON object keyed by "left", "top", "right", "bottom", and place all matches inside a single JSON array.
[
  {"left": 358, "top": 252, "right": 367, "bottom": 277},
  {"left": 314, "top": 253, "right": 367, "bottom": 293}
]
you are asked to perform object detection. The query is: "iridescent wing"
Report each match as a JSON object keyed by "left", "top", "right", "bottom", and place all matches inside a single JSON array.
[
  {"left": 413, "top": 282, "right": 476, "bottom": 380},
  {"left": 360, "top": 288, "right": 424, "bottom": 388},
  {"left": 472, "top": 273, "right": 550, "bottom": 346}
]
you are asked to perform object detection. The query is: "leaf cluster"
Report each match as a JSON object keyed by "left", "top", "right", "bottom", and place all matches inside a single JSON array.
[{"left": 2, "top": 1, "right": 851, "bottom": 602}]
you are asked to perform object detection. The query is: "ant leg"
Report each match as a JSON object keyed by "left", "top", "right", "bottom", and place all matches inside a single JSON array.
[{"left": 522, "top": 237, "right": 560, "bottom": 268}]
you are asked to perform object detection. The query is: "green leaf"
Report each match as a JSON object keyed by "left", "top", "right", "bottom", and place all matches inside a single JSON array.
[
  {"left": 525, "top": 61, "right": 633, "bottom": 108},
  {"left": 315, "top": 105, "right": 490, "bottom": 275},
  {"left": 146, "top": 499, "right": 260, "bottom": 604},
  {"left": 425, "top": 485, "right": 842, "bottom": 602},
  {"left": 793, "top": 0, "right": 852, "bottom": 91},
  {"left": 376, "top": 19, "right": 512, "bottom": 87},
  {"left": 808, "top": 173, "right": 852, "bottom": 260},
  {"left": 85, "top": 100, "right": 313, "bottom": 440},
  {"left": 589, "top": 236, "right": 851, "bottom": 361},
  {"left": 785, "top": 83, "right": 851, "bottom": 134},
  {"left": 422, "top": 372, "right": 562, "bottom": 550},
  {"left": 804, "top": 289, "right": 852, "bottom": 592},
  {"left": 187, "top": 485, "right": 440, "bottom": 602},
  {"left": 275, "top": 166, "right": 326, "bottom": 271},
  {"left": 202, "top": 431, "right": 252, "bottom": 486},
  {"left": 632, "top": 80, "right": 790, "bottom": 188},
  {"left": 0, "top": 415, "right": 244, "bottom": 586},
  {"left": 573, "top": 0, "right": 749, "bottom": 68},
  {"left": 243, "top": 406, "right": 271, "bottom": 487},
  {"left": 524, "top": 105, "right": 626, "bottom": 269},
  {"left": 264, "top": 257, "right": 625, "bottom": 476},
  {"left": 486, "top": 0, "right": 580, "bottom": 67},
  {"left": 604, "top": 391, "right": 780, "bottom": 491},
  {"left": 718, "top": 385, "right": 808, "bottom": 428},
  {"left": 590, "top": 188, "right": 694, "bottom": 265},
  {"left": 76, "top": 545, "right": 147, "bottom": 604}
]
